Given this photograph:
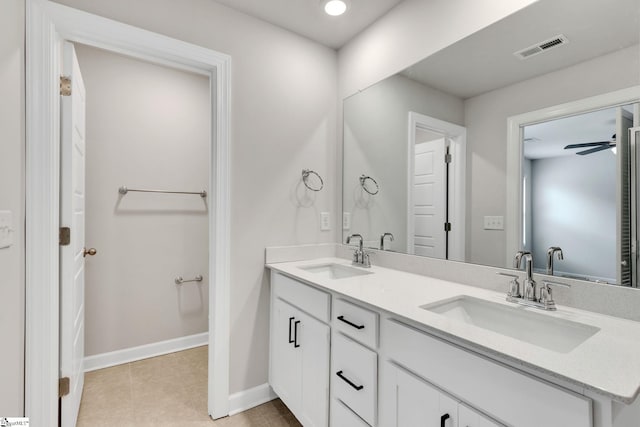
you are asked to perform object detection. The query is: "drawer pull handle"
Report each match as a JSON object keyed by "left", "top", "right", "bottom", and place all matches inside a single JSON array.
[
  {"left": 337, "top": 315, "right": 365, "bottom": 330},
  {"left": 336, "top": 370, "right": 364, "bottom": 391},
  {"left": 440, "top": 413, "right": 450, "bottom": 427},
  {"left": 288, "top": 317, "right": 295, "bottom": 344},
  {"left": 294, "top": 320, "right": 301, "bottom": 348}
]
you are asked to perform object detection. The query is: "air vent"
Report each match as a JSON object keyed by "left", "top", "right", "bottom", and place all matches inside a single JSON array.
[{"left": 514, "top": 35, "right": 569, "bottom": 60}]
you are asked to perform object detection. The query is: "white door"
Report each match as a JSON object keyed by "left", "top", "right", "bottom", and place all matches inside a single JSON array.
[
  {"left": 411, "top": 139, "right": 447, "bottom": 258},
  {"left": 298, "top": 310, "right": 330, "bottom": 427},
  {"left": 60, "top": 41, "right": 88, "bottom": 427},
  {"left": 270, "top": 298, "right": 302, "bottom": 413},
  {"left": 391, "top": 364, "right": 458, "bottom": 427}
]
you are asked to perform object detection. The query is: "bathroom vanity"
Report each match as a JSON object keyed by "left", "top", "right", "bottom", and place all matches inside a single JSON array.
[{"left": 267, "top": 256, "right": 640, "bottom": 427}]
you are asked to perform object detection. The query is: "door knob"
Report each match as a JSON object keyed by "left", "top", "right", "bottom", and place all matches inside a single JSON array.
[{"left": 83, "top": 247, "right": 97, "bottom": 257}]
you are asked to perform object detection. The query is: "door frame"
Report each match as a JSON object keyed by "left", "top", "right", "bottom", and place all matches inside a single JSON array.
[
  {"left": 26, "top": 1, "right": 231, "bottom": 424},
  {"left": 407, "top": 112, "right": 466, "bottom": 262},
  {"left": 505, "top": 86, "right": 640, "bottom": 268}
]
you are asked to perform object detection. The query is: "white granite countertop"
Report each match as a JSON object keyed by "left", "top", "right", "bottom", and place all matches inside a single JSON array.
[{"left": 267, "top": 257, "right": 640, "bottom": 404}]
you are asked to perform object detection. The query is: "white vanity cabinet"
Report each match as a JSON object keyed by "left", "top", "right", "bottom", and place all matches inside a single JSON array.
[
  {"left": 383, "top": 361, "right": 502, "bottom": 427},
  {"left": 385, "top": 362, "right": 460, "bottom": 427},
  {"left": 269, "top": 272, "right": 331, "bottom": 427},
  {"left": 458, "top": 405, "right": 503, "bottom": 427},
  {"left": 380, "top": 317, "right": 592, "bottom": 427}
]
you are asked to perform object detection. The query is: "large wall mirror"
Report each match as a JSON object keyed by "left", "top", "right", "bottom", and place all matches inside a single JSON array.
[{"left": 342, "top": 0, "right": 640, "bottom": 286}]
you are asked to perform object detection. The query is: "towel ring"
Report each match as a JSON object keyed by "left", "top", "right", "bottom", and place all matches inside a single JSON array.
[
  {"left": 302, "top": 169, "right": 324, "bottom": 192},
  {"left": 360, "top": 175, "right": 379, "bottom": 195}
]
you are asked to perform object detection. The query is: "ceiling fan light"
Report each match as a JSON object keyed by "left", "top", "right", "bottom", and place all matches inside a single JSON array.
[{"left": 324, "top": 0, "right": 348, "bottom": 16}]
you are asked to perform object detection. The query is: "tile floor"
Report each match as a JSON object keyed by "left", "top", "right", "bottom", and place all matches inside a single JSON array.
[{"left": 77, "top": 346, "right": 301, "bottom": 427}]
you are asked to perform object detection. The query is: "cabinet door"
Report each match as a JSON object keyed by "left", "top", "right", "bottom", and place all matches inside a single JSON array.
[
  {"left": 270, "top": 298, "right": 302, "bottom": 412},
  {"left": 298, "top": 310, "right": 330, "bottom": 427},
  {"left": 389, "top": 363, "right": 458, "bottom": 427},
  {"left": 331, "top": 399, "right": 370, "bottom": 427},
  {"left": 459, "top": 405, "right": 503, "bottom": 427}
]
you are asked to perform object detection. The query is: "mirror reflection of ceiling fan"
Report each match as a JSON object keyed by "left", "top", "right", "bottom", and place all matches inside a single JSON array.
[{"left": 564, "top": 134, "right": 616, "bottom": 155}]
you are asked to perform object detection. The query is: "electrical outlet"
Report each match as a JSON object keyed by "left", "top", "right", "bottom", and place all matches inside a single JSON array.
[
  {"left": 484, "top": 215, "right": 504, "bottom": 230},
  {"left": 320, "top": 212, "right": 330, "bottom": 231},
  {"left": 342, "top": 212, "right": 351, "bottom": 230}
]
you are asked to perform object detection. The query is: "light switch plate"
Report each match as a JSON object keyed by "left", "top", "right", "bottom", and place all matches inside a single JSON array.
[
  {"left": 320, "top": 212, "right": 331, "bottom": 231},
  {"left": 0, "top": 210, "right": 14, "bottom": 249},
  {"left": 484, "top": 215, "right": 504, "bottom": 230},
  {"left": 342, "top": 212, "right": 351, "bottom": 230}
]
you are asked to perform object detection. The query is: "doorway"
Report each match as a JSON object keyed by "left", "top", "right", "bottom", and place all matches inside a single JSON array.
[
  {"left": 506, "top": 86, "right": 640, "bottom": 283},
  {"left": 407, "top": 112, "right": 466, "bottom": 262},
  {"left": 520, "top": 104, "right": 639, "bottom": 285},
  {"left": 60, "top": 41, "right": 212, "bottom": 426},
  {"left": 26, "top": 1, "right": 231, "bottom": 424}
]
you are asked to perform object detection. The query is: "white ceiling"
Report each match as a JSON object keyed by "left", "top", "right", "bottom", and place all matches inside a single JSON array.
[
  {"left": 401, "top": 0, "right": 640, "bottom": 99},
  {"left": 211, "top": 0, "right": 405, "bottom": 49},
  {"left": 523, "top": 108, "right": 618, "bottom": 159}
]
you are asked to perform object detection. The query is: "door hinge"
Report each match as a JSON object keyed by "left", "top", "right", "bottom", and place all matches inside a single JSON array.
[
  {"left": 59, "top": 377, "right": 70, "bottom": 398},
  {"left": 444, "top": 222, "right": 452, "bottom": 232},
  {"left": 59, "top": 227, "right": 71, "bottom": 246},
  {"left": 444, "top": 153, "right": 452, "bottom": 164},
  {"left": 60, "top": 76, "right": 72, "bottom": 96}
]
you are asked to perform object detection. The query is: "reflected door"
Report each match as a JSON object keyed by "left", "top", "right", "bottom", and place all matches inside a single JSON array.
[{"left": 410, "top": 138, "right": 447, "bottom": 258}]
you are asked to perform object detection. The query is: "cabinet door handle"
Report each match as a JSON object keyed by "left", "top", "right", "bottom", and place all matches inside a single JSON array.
[
  {"left": 440, "top": 413, "right": 450, "bottom": 427},
  {"left": 337, "top": 315, "right": 365, "bottom": 330},
  {"left": 288, "top": 317, "right": 295, "bottom": 344},
  {"left": 335, "top": 370, "right": 364, "bottom": 391},
  {"left": 294, "top": 320, "right": 301, "bottom": 348}
]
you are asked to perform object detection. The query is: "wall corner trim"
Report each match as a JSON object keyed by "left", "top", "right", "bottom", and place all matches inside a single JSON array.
[{"left": 228, "top": 383, "right": 278, "bottom": 416}]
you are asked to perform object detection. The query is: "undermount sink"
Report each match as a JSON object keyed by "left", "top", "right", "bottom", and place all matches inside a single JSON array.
[
  {"left": 421, "top": 296, "right": 600, "bottom": 353},
  {"left": 299, "top": 263, "right": 373, "bottom": 280}
]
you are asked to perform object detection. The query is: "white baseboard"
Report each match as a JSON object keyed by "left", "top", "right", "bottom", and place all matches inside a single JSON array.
[
  {"left": 228, "top": 383, "right": 278, "bottom": 416},
  {"left": 84, "top": 332, "right": 208, "bottom": 372}
]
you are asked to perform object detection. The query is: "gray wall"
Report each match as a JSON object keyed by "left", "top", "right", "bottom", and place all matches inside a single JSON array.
[
  {"left": 0, "top": 0, "right": 24, "bottom": 416},
  {"left": 531, "top": 152, "right": 617, "bottom": 282},
  {"left": 75, "top": 45, "right": 211, "bottom": 356},
  {"left": 464, "top": 45, "right": 640, "bottom": 268},
  {"left": 343, "top": 74, "right": 464, "bottom": 251}
]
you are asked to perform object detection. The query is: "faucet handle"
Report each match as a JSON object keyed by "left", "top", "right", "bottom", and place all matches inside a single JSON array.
[
  {"left": 539, "top": 280, "right": 570, "bottom": 310},
  {"left": 361, "top": 251, "right": 372, "bottom": 268},
  {"left": 497, "top": 272, "right": 521, "bottom": 300}
]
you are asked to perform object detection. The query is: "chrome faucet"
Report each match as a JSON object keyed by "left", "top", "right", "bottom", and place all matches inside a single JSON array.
[
  {"left": 346, "top": 234, "right": 371, "bottom": 267},
  {"left": 498, "top": 251, "right": 570, "bottom": 311},
  {"left": 513, "top": 251, "right": 536, "bottom": 301},
  {"left": 546, "top": 247, "right": 564, "bottom": 275},
  {"left": 380, "top": 232, "right": 394, "bottom": 250}
]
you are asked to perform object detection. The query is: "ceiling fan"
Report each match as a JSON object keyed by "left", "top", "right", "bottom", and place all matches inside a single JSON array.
[{"left": 564, "top": 134, "right": 616, "bottom": 155}]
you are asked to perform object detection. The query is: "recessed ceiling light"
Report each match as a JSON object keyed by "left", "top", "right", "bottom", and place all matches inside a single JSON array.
[{"left": 323, "top": 0, "right": 348, "bottom": 16}]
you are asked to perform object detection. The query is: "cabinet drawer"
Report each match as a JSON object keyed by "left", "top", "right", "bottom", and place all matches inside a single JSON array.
[
  {"left": 382, "top": 318, "right": 592, "bottom": 427},
  {"left": 272, "top": 272, "right": 330, "bottom": 322},
  {"left": 332, "top": 332, "right": 377, "bottom": 426},
  {"left": 459, "top": 404, "right": 504, "bottom": 427},
  {"left": 331, "top": 399, "right": 370, "bottom": 427},
  {"left": 333, "top": 298, "right": 378, "bottom": 349}
]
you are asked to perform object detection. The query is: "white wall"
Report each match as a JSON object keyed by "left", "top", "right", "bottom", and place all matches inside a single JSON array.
[
  {"left": 343, "top": 74, "right": 464, "bottom": 251},
  {"left": 0, "top": 0, "right": 25, "bottom": 416},
  {"left": 531, "top": 152, "right": 616, "bottom": 282},
  {"left": 464, "top": 45, "right": 640, "bottom": 267},
  {"left": 53, "top": 0, "right": 337, "bottom": 394},
  {"left": 338, "top": 0, "right": 538, "bottom": 98},
  {"left": 74, "top": 45, "right": 210, "bottom": 356}
]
